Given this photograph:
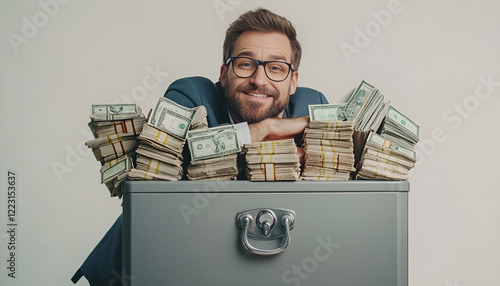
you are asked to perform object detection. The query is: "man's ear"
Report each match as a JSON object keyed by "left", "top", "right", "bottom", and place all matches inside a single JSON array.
[
  {"left": 289, "top": 71, "right": 299, "bottom": 95},
  {"left": 220, "top": 64, "right": 227, "bottom": 87}
]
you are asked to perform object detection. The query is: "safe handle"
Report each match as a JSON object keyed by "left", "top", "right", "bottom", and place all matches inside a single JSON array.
[{"left": 238, "top": 213, "right": 294, "bottom": 256}]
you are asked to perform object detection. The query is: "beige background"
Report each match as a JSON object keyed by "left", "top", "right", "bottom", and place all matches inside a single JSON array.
[{"left": 1, "top": 0, "right": 499, "bottom": 285}]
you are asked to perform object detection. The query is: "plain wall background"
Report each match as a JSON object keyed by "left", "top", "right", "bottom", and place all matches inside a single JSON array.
[{"left": 1, "top": 0, "right": 499, "bottom": 285}]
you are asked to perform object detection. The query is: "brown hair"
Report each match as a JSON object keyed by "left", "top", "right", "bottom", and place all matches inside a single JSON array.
[{"left": 223, "top": 8, "right": 302, "bottom": 70}]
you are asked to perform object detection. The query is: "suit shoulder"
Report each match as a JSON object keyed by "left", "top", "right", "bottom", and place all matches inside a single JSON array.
[
  {"left": 290, "top": 87, "right": 329, "bottom": 105},
  {"left": 164, "top": 77, "right": 219, "bottom": 108}
]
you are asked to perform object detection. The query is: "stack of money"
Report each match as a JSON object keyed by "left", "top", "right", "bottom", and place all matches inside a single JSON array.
[
  {"left": 342, "top": 80, "right": 389, "bottom": 166},
  {"left": 344, "top": 80, "right": 390, "bottom": 132},
  {"left": 100, "top": 155, "right": 134, "bottom": 197},
  {"left": 128, "top": 97, "right": 207, "bottom": 181},
  {"left": 85, "top": 103, "right": 146, "bottom": 197},
  {"left": 186, "top": 125, "right": 241, "bottom": 180},
  {"left": 302, "top": 104, "right": 355, "bottom": 180},
  {"left": 244, "top": 139, "right": 300, "bottom": 181},
  {"left": 356, "top": 132, "right": 417, "bottom": 180},
  {"left": 379, "top": 106, "right": 420, "bottom": 149},
  {"left": 86, "top": 104, "right": 145, "bottom": 164}
]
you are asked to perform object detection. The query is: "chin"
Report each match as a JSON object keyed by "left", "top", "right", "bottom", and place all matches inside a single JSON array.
[{"left": 240, "top": 108, "right": 282, "bottom": 124}]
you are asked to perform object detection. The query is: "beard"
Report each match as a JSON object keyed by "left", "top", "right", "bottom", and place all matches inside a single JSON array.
[{"left": 224, "top": 81, "right": 290, "bottom": 124}]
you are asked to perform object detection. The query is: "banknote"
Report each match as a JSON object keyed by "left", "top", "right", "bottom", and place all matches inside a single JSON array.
[
  {"left": 365, "top": 132, "right": 416, "bottom": 162},
  {"left": 355, "top": 131, "right": 417, "bottom": 180},
  {"left": 88, "top": 116, "right": 146, "bottom": 138},
  {"left": 100, "top": 155, "right": 132, "bottom": 184},
  {"left": 136, "top": 155, "right": 183, "bottom": 177},
  {"left": 301, "top": 120, "right": 355, "bottom": 180},
  {"left": 385, "top": 106, "right": 420, "bottom": 138},
  {"left": 243, "top": 138, "right": 297, "bottom": 154},
  {"left": 344, "top": 80, "right": 375, "bottom": 122},
  {"left": 244, "top": 139, "right": 300, "bottom": 181},
  {"left": 380, "top": 106, "right": 420, "bottom": 148},
  {"left": 91, "top": 104, "right": 142, "bottom": 121},
  {"left": 308, "top": 104, "right": 346, "bottom": 122},
  {"left": 149, "top": 97, "right": 195, "bottom": 139},
  {"left": 138, "top": 123, "right": 185, "bottom": 154},
  {"left": 187, "top": 125, "right": 241, "bottom": 161}
]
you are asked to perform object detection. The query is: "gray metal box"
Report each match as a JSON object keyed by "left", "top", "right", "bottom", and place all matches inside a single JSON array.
[{"left": 122, "top": 180, "right": 409, "bottom": 286}]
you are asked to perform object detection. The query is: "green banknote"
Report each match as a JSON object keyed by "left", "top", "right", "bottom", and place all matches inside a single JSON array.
[
  {"left": 100, "top": 155, "right": 132, "bottom": 184},
  {"left": 149, "top": 97, "right": 195, "bottom": 139},
  {"left": 91, "top": 103, "right": 142, "bottom": 121},
  {"left": 308, "top": 104, "right": 346, "bottom": 121},
  {"left": 344, "top": 80, "right": 375, "bottom": 122},
  {"left": 187, "top": 125, "right": 241, "bottom": 161}
]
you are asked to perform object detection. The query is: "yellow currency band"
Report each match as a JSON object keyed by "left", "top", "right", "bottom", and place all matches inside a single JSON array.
[{"left": 108, "top": 134, "right": 122, "bottom": 144}]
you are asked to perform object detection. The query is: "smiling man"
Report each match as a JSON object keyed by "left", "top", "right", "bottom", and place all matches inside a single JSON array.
[
  {"left": 219, "top": 9, "right": 321, "bottom": 143},
  {"left": 72, "top": 8, "right": 328, "bottom": 286},
  {"left": 222, "top": 30, "right": 297, "bottom": 124}
]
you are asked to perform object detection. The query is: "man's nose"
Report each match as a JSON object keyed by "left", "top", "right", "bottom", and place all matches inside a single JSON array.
[{"left": 249, "top": 65, "right": 268, "bottom": 86}]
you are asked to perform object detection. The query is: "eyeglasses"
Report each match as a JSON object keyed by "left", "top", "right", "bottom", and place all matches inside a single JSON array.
[{"left": 226, "top": 56, "right": 294, "bottom": 82}]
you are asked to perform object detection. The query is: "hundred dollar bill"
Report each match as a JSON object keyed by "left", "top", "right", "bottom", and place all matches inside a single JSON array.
[
  {"left": 149, "top": 97, "right": 195, "bottom": 139},
  {"left": 187, "top": 125, "right": 241, "bottom": 161},
  {"left": 100, "top": 155, "right": 132, "bottom": 184},
  {"left": 91, "top": 104, "right": 142, "bottom": 121},
  {"left": 308, "top": 104, "right": 346, "bottom": 122}
]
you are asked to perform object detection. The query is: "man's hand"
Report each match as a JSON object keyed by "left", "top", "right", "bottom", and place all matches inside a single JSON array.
[{"left": 248, "top": 116, "right": 310, "bottom": 143}]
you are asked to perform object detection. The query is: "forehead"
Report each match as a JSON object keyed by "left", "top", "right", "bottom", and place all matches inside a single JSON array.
[{"left": 232, "top": 31, "right": 292, "bottom": 62}]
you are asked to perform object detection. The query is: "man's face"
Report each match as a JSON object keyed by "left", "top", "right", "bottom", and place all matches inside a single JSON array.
[{"left": 220, "top": 31, "right": 299, "bottom": 124}]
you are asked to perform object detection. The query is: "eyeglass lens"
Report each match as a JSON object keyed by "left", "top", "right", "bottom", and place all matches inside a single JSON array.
[{"left": 232, "top": 57, "right": 290, "bottom": 81}]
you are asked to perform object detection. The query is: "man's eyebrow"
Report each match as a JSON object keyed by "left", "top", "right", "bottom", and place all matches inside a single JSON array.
[
  {"left": 235, "top": 51, "right": 256, "bottom": 58},
  {"left": 235, "top": 51, "right": 289, "bottom": 62}
]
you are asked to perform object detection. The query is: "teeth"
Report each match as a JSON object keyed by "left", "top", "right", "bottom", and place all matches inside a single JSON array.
[{"left": 248, "top": 93, "right": 269, "bottom": 98}]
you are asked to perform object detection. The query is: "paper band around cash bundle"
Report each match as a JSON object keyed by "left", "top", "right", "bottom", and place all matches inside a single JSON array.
[{"left": 112, "top": 119, "right": 139, "bottom": 135}]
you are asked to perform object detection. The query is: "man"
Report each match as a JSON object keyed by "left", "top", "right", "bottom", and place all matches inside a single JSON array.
[{"left": 72, "top": 8, "right": 328, "bottom": 285}]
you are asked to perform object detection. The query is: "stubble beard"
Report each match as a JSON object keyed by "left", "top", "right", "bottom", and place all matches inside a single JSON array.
[{"left": 224, "top": 81, "right": 290, "bottom": 124}]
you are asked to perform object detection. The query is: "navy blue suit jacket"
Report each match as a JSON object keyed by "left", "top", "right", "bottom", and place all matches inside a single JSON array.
[{"left": 72, "top": 77, "right": 328, "bottom": 285}]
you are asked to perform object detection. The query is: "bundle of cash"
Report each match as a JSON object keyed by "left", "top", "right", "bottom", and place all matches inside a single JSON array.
[
  {"left": 100, "top": 155, "right": 134, "bottom": 197},
  {"left": 86, "top": 104, "right": 145, "bottom": 164},
  {"left": 379, "top": 106, "right": 420, "bottom": 149},
  {"left": 186, "top": 125, "right": 240, "bottom": 180},
  {"left": 187, "top": 154, "right": 239, "bottom": 180},
  {"left": 344, "top": 80, "right": 390, "bottom": 132},
  {"left": 302, "top": 104, "right": 355, "bottom": 180},
  {"left": 356, "top": 132, "right": 417, "bottom": 180},
  {"left": 128, "top": 98, "right": 208, "bottom": 181},
  {"left": 85, "top": 103, "right": 146, "bottom": 197},
  {"left": 340, "top": 80, "right": 420, "bottom": 175},
  {"left": 244, "top": 139, "right": 300, "bottom": 181}
]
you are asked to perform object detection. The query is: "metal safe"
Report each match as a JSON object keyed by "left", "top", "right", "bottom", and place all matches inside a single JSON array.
[{"left": 122, "top": 180, "right": 408, "bottom": 286}]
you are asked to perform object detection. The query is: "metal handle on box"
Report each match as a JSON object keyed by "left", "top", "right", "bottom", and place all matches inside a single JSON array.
[{"left": 237, "top": 208, "right": 295, "bottom": 256}]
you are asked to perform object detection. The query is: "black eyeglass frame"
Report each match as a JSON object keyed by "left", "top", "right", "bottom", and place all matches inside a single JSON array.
[{"left": 225, "top": 56, "right": 295, "bottom": 82}]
